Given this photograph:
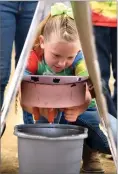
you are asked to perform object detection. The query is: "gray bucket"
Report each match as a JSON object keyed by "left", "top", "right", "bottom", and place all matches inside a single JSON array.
[{"left": 14, "top": 124, "right": 88, "bottom": 174}]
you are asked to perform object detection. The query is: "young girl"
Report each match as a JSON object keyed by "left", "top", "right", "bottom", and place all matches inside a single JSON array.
[
  {"left": 23, "top": 2, "right": 95, "bottom": 123},
  {"left": 21, "top": 3, "right": 116, "bottom": 173}
]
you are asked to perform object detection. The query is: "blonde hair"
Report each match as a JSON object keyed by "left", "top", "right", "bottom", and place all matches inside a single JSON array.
[{"left": 33, "top": 14, "right": 79, "bottom": 51}]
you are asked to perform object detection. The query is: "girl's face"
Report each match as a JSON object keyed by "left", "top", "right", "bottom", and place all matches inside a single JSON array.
[{"left": 40, "top": 35, "right": 81, "bottom": 73}]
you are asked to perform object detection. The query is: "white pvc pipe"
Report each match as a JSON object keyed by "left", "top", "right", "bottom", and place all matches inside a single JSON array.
[
  {"left": 0, "top": 1, "right": 45, "bottom": 135},
  {"left": 71, "top": 1, "right": 117, "bottom": 168}
]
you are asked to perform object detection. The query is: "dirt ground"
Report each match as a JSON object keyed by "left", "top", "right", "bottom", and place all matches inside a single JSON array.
[{"left": 1, "top": 52, "right": 117, "bottom": 174}]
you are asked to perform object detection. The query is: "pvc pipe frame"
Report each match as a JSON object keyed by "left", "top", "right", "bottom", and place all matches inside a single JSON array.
[
  {"left": 71, "top": 1, "right": 117, "bottom": 169},
  {"left": 0, "top": 0, "right": 117, "bottom": 170},
  {"left": 0, "top": 1, "right": 45, "bottom": 133}
]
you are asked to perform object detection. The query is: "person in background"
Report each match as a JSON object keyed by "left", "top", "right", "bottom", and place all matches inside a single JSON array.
[
  {"left": 0, "top": 1, "right": 38, "bottom": 129},
  {"left": 91, "top": 1, "right": 117, "bottom": 118}
]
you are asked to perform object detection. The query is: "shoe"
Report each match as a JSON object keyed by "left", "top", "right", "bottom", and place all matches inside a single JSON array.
[{"left": 81, "top": 143, "right": 104, "bottom": 173}]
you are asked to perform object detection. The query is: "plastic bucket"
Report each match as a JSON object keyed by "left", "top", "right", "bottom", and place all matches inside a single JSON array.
[{"left": 14, "top": 124, "right": 88, "bottom": 174}]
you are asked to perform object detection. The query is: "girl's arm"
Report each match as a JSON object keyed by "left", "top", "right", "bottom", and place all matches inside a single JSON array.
[
  {"left": 73, "top": 51, "right": 88, "bottom": 76},
  {"left": 75, "top": 58, "right": 88, "bottom": 76},
  {"left": 25, "top": 50, "right": 39, "bottom": 74},
  {"left": 21, "top": 50, "right": 39, "bottom": 113},
  {"left": 74, "top": 53, "right": 96, "bottom": 99}
]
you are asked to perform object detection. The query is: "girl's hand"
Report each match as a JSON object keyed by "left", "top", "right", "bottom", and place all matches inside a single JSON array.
[
  {"left": 64, "top": 106, "right": 82, "bottom": 122},
  {"left": 62, "top": 84, "right": 92, "bottom": 122}
]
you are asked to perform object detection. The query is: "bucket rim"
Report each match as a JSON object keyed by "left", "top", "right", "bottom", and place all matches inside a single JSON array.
[{"left": 14, "top": 124, "right": 88, "bottom": 140}]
